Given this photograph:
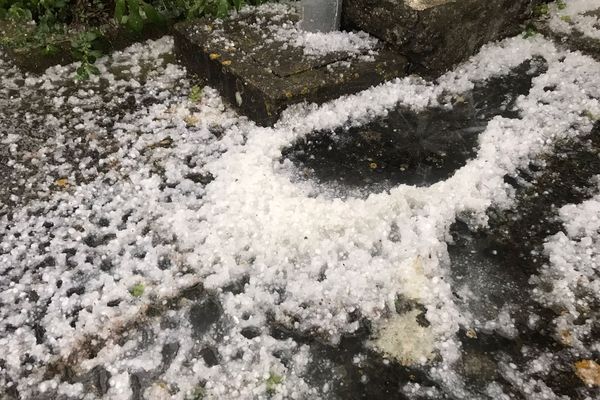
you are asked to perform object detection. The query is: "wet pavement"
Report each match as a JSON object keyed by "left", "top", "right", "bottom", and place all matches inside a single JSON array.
[
  {"left": 281, "top": 58, "right": 547, "bottom": 195},
  {"left": 1, "top": 5, "right": 600, "bottom": 400}
]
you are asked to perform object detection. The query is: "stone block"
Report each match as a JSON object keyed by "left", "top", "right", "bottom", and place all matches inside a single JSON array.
[
  {"left": 0, "top": 21, "right": 168, "bottom": 74},
  {"left": 342, "top": 0, "right": 540, "bottom": 76},
  {"left": 173, "top": 6, "right": 407, "bottom": 126}
]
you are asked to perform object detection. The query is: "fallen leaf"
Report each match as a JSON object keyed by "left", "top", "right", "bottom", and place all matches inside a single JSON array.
[
  {"left": 55, "top": 178, "right": 69, "bottom": 188},
  {"left": 147, "top": 137, "right": 174, "bottom": 150},
  {"left": 466, "top": 328, "right": 477, "bottom": 339},
  {"left": 221, "top": 60, "right": 232, "bottom": 66},
  {"left": 209, "top": 53, "right": 221, "bottom": 60},
  {"left": 560, "top": 15, "right": 572, "bottom": 23},
  {"left": 575, "top": 360, "right": 600, "bottom": 386}
]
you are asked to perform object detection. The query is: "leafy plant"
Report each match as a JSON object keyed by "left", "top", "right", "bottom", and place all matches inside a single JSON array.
[
  {"left": 523, "top": 24, "right": 537, "bottom": 39},
  {"left": 534, "top": 3, "right": 549, "bottom": 18},
  {"left": 155, "top": 0, "right": 266, "bottom": 20},
  {"left": 189, "top": 84, "right": 203, "bottom": 102},
  {"left": 1, "top": 0, "right": 270, "bottom": 79},
  {"left": 189, "top": 0, "right": 236, "bottom": 19},
  {"left": 0, "top": 0, "right": 68, "bottom": 26},
  {"left": 1, "top": 3, "right": 31, "bottom": 20},
  {"left": 114, "top": 0, "right": 165, "bottom": 32},
  {"left": 71, "top": 30, "right": 102, "bottom": 79},
  {"left": 556, "top": 0, "right": 567, "bottom": 11},
  {"left": 74, "top": 0, "right": 110, "bottom": 25}
]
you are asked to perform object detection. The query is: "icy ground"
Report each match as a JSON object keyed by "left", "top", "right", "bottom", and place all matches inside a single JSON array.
[
  {"left": 1, "top": 5, "right": 600, "bottom": 400},
  {"left": 548, "top": 0, "right": 600, "bottom": 40}
]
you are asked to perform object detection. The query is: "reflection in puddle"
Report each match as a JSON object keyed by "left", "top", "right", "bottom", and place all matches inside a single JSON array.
[{"left": 281, "top": 58, "right": 547, "bottom": 194}]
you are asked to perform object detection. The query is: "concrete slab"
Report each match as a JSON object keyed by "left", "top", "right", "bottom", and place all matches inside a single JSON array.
[
  {"left": 173, "top": 6, "right": 407, "bottom": 126},
  {"left": 342, "top": 0, "right": 541, "bottom": 76}
]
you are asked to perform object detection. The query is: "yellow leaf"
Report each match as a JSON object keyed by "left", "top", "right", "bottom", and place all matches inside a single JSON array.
[
  {"left": 55, "top": 178, "right": 69, "bottom": 188},
  {"left": 221, "top": 60, "right": 232, "bottom": 66},
  {"left": 209, "top": 53, "right": 221, "bottom": 60},
  {"left": 575, "top": 360, "right": 600, "bottom": 386}
]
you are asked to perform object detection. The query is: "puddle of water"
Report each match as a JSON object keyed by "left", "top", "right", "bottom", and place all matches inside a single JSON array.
[{"left": 281, "top": 58, "right": 547, "bottom": 194}]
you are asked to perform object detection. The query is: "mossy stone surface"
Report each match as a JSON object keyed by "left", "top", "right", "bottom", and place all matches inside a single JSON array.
[
  {"left": 0, "top": 20, "right": 169, "bottom": 74},
  {"left": 173, "top": 9, "right": 407, "bottom": 126}
]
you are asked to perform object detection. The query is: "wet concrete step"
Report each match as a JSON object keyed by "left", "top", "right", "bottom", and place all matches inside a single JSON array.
[
  {"left": 173, "top": 5, "right": 407, "bottom": 126},
  {"left": 342, "top": 0, "right": 542, "bottom": 76}
]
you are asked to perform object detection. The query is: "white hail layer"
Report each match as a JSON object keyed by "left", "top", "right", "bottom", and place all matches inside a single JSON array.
[
  {"left": 548, "top": 0, "right": 600, "bottom": 41},
  {"left": 1, "top": 24, "right": 600, "bottom": 400}
]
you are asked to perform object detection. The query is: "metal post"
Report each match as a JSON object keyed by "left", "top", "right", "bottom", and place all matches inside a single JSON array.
[{"left": 300, "top": 0, "right": 343, "bottom": 32}]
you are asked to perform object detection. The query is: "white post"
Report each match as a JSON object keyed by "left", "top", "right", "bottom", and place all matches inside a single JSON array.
[{"left": 300, "top": 0, "right": 343, "bottom": 32}]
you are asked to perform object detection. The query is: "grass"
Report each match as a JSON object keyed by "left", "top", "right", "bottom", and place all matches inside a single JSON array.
[
  {"left": 266, "top": 372, "right": 284, "bottom": 395},
  {"left": 129, "top": 282, "right": 145, "bottom": 297}
]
